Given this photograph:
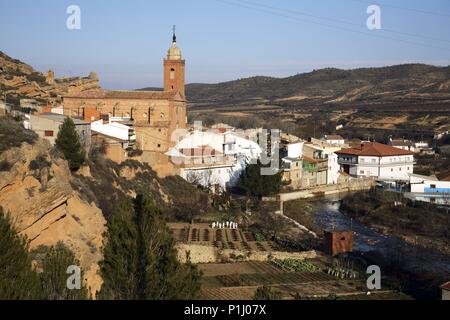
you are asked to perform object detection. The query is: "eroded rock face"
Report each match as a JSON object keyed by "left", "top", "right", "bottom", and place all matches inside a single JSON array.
[
  {"left": 0, "top": 51, "right": 101, "bottom": 102},
  {"left": 0, "top": 139, "right": 106, "bottom": 296}
]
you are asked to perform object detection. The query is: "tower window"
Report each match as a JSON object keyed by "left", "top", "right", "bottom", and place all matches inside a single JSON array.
[{"left": 170, "top": 68, "right": 175, "bottom": 80}]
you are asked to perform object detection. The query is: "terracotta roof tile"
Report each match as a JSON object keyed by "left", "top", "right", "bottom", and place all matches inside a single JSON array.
[
  {"left": 336, "top": 142, "right": 415, "bottom": 157},
  {"left": 65, "top": 89, "right": 177, "bottom": 100},
  {"left": 325, "top": 135, "right": 344, "bottom": 140},
  {"left": 440, "top": 281, "right": 450, "bottom": 290}
]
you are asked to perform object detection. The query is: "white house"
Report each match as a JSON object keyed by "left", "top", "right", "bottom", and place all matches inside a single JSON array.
[
  {"left": 323, "top": 135, "right": 345, "bottom": 146},
  {"left": 167, "top": 129, "right": 262, "bottom": 192},
  {"left": 311, "top": 138, "right": 343, "bottom": 185},
  {"left": 409, "top": 173, "right": 450, "bottom": 193},
  {"left": 389, "top": 139, "right": 415, "bottom": 152},
  {"left": 336, "top": 142, "right": 415, "bottom": 181},
  {"left": 90, "top": 118, "right": 136, "bottom": 144}
]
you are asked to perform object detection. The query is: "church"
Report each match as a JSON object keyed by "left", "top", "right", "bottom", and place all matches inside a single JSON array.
[{"left": 61, "top": 31, "right": 187, "bottom": 175}]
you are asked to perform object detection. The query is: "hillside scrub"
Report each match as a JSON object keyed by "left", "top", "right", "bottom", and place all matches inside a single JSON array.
[
  {"left": 0, "top": 117, "right": 37, "bottom": 155},
  {"left": 71, "top": 157, "right": 211, "bottom": 220}
]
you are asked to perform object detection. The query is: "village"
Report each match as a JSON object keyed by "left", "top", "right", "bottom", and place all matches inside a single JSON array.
[{"left": 1, "top": 30, "right": 449, "bottom": 301}]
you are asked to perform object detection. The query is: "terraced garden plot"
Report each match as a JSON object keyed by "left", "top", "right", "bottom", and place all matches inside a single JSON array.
[
  {"left": 168, "top": 223, "right": 279, "bottom": 252},
  {"left": 239, "top": 271, "right": 335, "bottom": 286},
  {"left": 245, "top": 261, "right": 283, "bottom": 274},
  {"left": 201, "top": 287, "right": 257, "bottom": 300},
  {"left": 198, "top": 261, "right": 377, "bottom": 300}
]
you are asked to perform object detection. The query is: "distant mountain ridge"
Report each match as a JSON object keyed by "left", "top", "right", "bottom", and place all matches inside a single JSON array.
[
  {"left": 180, "top": 64, "right": 450, "bottom": 107},
  {"left": 2, "top": 49, "right": 449, "bottom": 107}
]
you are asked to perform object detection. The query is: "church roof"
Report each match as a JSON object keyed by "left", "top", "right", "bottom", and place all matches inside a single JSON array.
[{"left": 65, "top": 89, "right": 180, "bottom": 100}]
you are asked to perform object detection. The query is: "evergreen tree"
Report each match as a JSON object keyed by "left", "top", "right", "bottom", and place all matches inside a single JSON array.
[
  {"left": 98, "top": 195, "right": 201, "bottom": 300},
  {"left": 253, "top": 286, "right": 282, "bottom": 300},
  {"left": 0, "top": 207, "right": 41, "bottom": 299},
  {"left": 35, "top": 243, "right": 90, "bottom": 300},
  {"left": 55, "top": 117, "right": 85, "bottom": 171},
  {"left": 238, "top": 160, "right": 282, "bottom": 197}
]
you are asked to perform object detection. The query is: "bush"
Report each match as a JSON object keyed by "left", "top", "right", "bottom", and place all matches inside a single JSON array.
[
  {"left": 29, "top": 154, "right": 51, "bottom": 171},
  {"left": 0, "top": 160, "right": 12, "bottom": 171},
  {"left": 0, "top": 117, "right": 37, "bottom": 155},
  {"left": 238, "top": 160, "right": 282, "bottom": 197}
]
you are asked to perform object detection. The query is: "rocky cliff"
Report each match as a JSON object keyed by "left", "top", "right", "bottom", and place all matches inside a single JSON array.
[
  {"left": 0, "top": 138, "right": 106, "bottom": 295},
  {"left": 0, "top": 118, "right": 212, "bottom": 296},
  {"left": 0, "top": 51, "right": 100, "bottom": 103}
]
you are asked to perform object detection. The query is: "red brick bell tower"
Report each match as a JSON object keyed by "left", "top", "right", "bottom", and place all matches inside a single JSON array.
[{"left": 164, "top": 26, "right": 185, "bottom": 97}]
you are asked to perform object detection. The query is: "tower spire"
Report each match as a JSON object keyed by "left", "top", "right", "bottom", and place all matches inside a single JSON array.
[{"left": 172, "top": 25, "right": 176, "bottom": 43}]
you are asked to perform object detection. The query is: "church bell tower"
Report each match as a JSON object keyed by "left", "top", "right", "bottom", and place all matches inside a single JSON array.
[{"left": 164, "top": 26, "right": 185, "bottom": 97}]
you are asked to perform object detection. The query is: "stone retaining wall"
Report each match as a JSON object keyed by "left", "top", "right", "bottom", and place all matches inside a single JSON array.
[{"left": 176, "top": 243, "right": 319, "bottom": 264}]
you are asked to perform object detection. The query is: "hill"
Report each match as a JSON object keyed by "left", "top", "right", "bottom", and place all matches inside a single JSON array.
[
  {"left": 0, "top": 51, "right": 100, "bottom": 105},
  {"left": 184, "top": 64, "right": 450, "bottom": 108}
]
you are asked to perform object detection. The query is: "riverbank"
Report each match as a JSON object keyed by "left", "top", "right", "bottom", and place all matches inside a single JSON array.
[
  {"left": 283, "top": 193, "right": 450, "bottom": 299},
  {"left": 340, "top": 189, "right": 450, "bottom": 256}
]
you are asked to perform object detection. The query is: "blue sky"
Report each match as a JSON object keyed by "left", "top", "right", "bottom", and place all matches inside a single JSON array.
[{"left": 1, "top": 0, "right": 450, "bottom": 89}]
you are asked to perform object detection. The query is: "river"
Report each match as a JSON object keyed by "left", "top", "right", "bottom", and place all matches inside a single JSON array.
[{"left": 310, "top": 195, "right": 450, "bottom": 277}]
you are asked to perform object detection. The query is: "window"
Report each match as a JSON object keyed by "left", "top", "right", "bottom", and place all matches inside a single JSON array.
[
  {"left": 157, "top": 144, "right": 161, "bottom": 148},
  {"left": 359, "top": 170, "right": 365, "bottom": 175},
  {"left": 430, "top": 184, "right": 436, "bottom": 189},
  {"left": 44, "top": 130, "right": 54, "bottom": 137},
  {"left": 170, "top": 68, "right": 175, "bottom": 80}
]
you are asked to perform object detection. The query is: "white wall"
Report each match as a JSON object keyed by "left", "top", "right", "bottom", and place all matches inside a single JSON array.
[
  {"left": 180, "top": 161, "right": 244, "bottom": 192},
  {"left": 91, "top": 120, "right": 131, "bottom": 141},
  {"left": 410, "top": 177, "right": 450, "bottom": 193},
  {"left": 326, "top": 139, "right": 345, "bottom": 146},
  {"left": 287, "top": 142, "right": 303, "bottom": 159},
  {"left": 233, "top": 134, "right": 263, "bottom": 162},
  {"left": 327, "top": 153, "right": 340, "bottom": 184}
]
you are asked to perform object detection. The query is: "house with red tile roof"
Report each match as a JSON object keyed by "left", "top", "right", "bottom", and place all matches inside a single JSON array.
[
  {"left": 335, "top": 142, "right": 415, "bottom": 181},
  {"left": 441, "top": 281, "right": 450, "bottom": 300}
]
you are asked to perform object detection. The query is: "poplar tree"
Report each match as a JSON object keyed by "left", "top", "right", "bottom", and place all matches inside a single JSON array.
[
  {"left": 98, "top": 195, "right": 201, "bottom": 300},
  {"left": 55, "top": 117, "right": 85, "bottom": 171}
]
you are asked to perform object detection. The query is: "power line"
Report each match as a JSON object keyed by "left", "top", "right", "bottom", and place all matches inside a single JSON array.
[
  {"left": 214, "top": 0, "right": 450, "bottom": 52},
  {"left": 237, "top": 0, "right": 450, "bottom": 44},
  {"left": 346, "top": 0, "right": 450, "bottom": 18}
]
